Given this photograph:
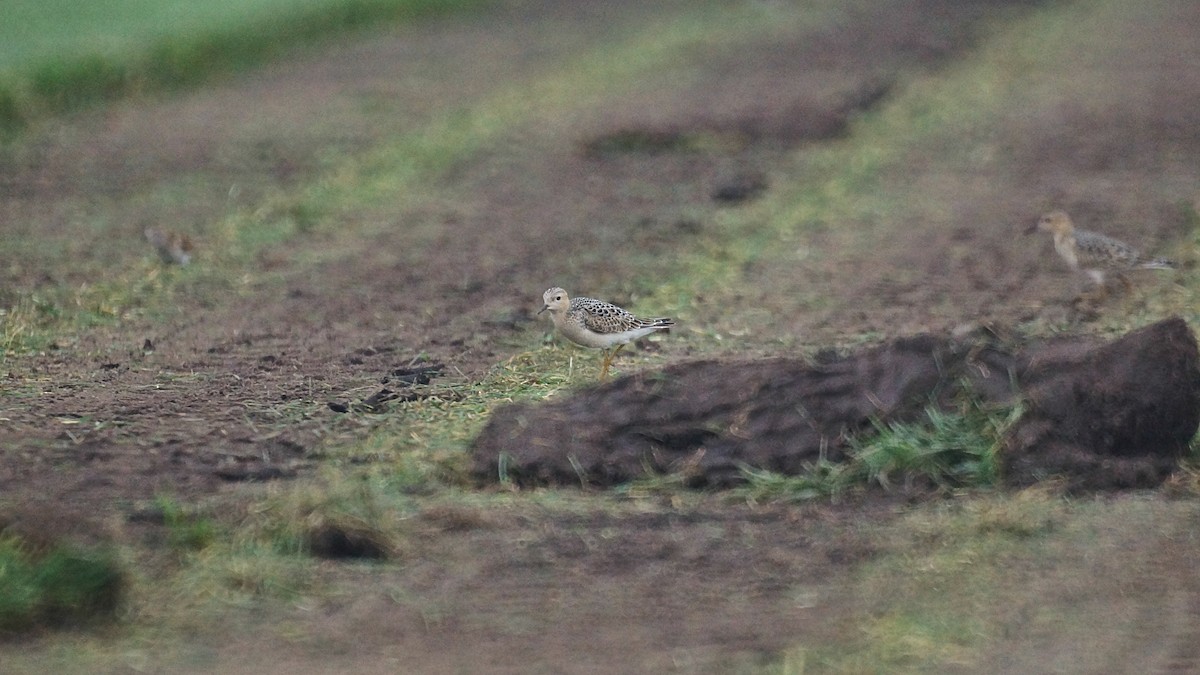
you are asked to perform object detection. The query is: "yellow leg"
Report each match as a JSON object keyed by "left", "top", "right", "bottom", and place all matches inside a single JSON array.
[{"left": 599, "top": 344, "right": 625, "bottom": 380}]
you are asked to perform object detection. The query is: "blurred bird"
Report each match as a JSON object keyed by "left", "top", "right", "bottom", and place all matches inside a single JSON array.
[
  {"left": 1025, "top": 210, "right": 1173, "bottom": 290},
  {"left": 144, "top": 227, "right": 194, "bottom": 266},
  {"left": 538, "top": 287, "right": 674, "bottom": 380}
]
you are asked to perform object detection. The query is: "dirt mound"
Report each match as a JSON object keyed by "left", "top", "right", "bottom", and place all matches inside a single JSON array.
[
  {"left": 472, "top": 336, "right": 1012, "bottom": 487},
  {"left": 471, "top": 318, "right": 1200, "bottom": 492},
  {"left": 1004, "top": 317, "right": 1200, "bottom": 490}
]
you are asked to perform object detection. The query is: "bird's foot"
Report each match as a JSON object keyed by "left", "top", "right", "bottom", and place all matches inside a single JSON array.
[{"left": 598, "top": 344, "right": 626, "bottom": 381}]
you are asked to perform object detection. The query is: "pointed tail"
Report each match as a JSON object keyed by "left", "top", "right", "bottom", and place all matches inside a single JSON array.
[
  {"left": 1138, "top": 257, "right": 1175, "bottom": 270},
  {"left": 639, "top": 318, "right": 675, "bottom": 329}
]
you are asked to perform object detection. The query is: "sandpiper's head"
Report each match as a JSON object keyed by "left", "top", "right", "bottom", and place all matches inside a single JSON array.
[
  {"left": 539, "top": 287, "right": 569, "bottom": 315},
  {"left": 1027, "top": 210, "right": 1073, "bottom": 236}
]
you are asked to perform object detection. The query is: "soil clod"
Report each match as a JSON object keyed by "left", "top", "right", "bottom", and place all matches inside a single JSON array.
[{"left": 473, "top": 318, "right": 1200, "bottom": 493}]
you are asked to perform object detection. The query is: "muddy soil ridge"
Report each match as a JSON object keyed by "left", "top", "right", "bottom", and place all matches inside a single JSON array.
[
  {"left": 1005, "top": 317, "right": 1200, "bottom": 490},
  {"left": 472, "top": 318, "right": 1200, "bottom": 492}
]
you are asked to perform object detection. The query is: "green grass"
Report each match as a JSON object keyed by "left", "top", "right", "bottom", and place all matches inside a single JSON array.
[
  {"left": 0, "top": 0, "right": 487, "bottom": 131},
  {"left": 0, "top": 535, "right": 125, "bottom": 633},
  {"left": 851, "top": 403, "right": 1013, "bottom": 492},
  {"left": 157, "top": 495, "right": 218, "bottom": 553},
  {"left": 0, "top": 262, "right": 186, "bottom": 361},
  {"left": 734, "top": 400, "right": 1019, "bottom": 505},
  {"left": 783, "top": 491, "right": 1186, "bottom": 673}
]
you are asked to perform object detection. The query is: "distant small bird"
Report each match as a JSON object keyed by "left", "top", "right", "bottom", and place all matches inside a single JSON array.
[
  {"left": 538, "top": 287, "right": 674, "bottom": 380},
  {"left": 144, "top": 227, "right": 194, "bottom": 265},
  {"left": 1026, "top": 210, "right": 1173, "bottom": 289}
]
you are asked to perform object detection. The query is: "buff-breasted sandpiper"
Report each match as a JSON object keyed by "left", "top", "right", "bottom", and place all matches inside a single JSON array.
[
  {"left": 538, "top": 287, "right": 674, "bottom": 380},
  {"left": 1026, "top": 210, "right": 1173, "bottom": 290}
]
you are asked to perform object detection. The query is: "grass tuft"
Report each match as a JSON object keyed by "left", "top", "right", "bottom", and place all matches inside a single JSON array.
[
  {"left": 851, "top": 403, "right": 1014, "bottom": 492},
  {"left": 735, "top": 460, "right": 851, "bottom": 505},
  {"left": 0, "top": 536, "right": 125, "bottom": 633},
  {"left": 157, "top": 496, "right": 218, "bottom": 553},
  {"left": 246, "top": 474, "right": 405, "bottom": 560},
  {"left": 735, "top": 400, "right": 1021, "bottom": 504},
  {"left": 28, "top": 55, "right": 129, "bottom": 113}
]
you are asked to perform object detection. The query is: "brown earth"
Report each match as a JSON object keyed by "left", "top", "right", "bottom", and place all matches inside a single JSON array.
[
  {"left": 471, "top": 318, "right": 1200, "bottom": 492},
  {"left": 3, "top": 0, "right": 1200, "bottom": 671},
  {"left": 0, "top": 0, "right": 1051, "bottom": 525}
]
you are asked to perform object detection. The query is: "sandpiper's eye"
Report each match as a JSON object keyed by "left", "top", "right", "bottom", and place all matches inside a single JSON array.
[{"left": 555, "top": 295, "right": 562, "bottom": 301}]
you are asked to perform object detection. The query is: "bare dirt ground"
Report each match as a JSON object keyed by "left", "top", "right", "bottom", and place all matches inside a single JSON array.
[
  {"left": 3, "top": 0, "right": 1200, "bottom": 671},
  {"left": 0, "top": 0, "right": 1038, "bottom": 527}
]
